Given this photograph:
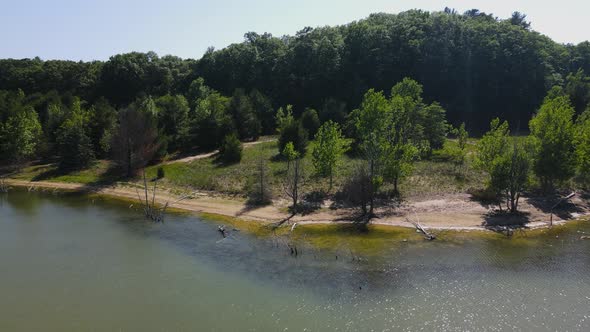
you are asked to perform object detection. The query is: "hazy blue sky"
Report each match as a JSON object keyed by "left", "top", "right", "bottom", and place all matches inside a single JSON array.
[{"left": 0, "top": 0, "right": 587, "bottom": 61}]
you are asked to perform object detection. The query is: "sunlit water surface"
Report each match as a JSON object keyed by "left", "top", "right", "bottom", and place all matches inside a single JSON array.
[{"left": 1, "top": 190, "right": 589, "bottom": 331}]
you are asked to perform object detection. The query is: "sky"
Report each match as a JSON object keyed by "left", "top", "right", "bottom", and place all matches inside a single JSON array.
[{"left": 0, "top": 0, "right": 588, "bottom": 61}]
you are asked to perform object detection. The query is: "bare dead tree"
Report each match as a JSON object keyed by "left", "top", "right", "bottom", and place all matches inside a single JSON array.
[
  {"left": 283, "top": 157, "right": 304, "bottom": 210},
  {"left": 134, "top": 169, "right": 196, "bottom": 223},
  {"left": 248, "top": 155, "right": 272, "bottom": 205},
  {"left": 112, "top": 107, "right": 160, "bottom": 177}
]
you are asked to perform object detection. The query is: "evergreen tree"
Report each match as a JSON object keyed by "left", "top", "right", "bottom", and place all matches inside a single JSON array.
[
  {"left": 228, "top": 89, "right": 261, "bottom": 140},
  {"left": 56, "top": 99, "right": 95, "bottom": 170},
  {"left": 301, "top": 108, "right": 320, "bottom": 137},
  {"left": 218, "top": 133, "right": 243, "bottom": 164}
]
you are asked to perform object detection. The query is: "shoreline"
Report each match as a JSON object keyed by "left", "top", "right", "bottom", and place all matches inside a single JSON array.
[{"left": 3, "top": 179, "right": 588, "bottom": 232}]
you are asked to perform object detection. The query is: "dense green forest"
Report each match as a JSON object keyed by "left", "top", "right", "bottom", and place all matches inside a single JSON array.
[{"left": 1, "top": 9, "right": 590, "bottom": 177}]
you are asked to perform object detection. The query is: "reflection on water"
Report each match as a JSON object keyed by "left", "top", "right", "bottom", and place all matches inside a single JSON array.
[{"left": 1, "top": 190, "right": 589, "bottom": 331}]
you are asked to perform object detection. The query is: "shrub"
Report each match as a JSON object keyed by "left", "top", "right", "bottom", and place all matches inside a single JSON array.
[
  {"left": 157, "top": 167, "right": 165, "bottom": 179},
  {"left": 219, "top": 133, "right": 243, "bottom": 164},
  {"left": 278, "top": 120, "right": 308, "bottom": 155},
  {"left": 301, "top": 108, "right": 320, "bottom": 137},
  {"left": 341, "top": 165, "right": 372, "bottom": 214}
]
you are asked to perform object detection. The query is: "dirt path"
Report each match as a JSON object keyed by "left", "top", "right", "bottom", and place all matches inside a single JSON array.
[
  {"left": 4, "top": 179, "right": 588, "bottom": 231},
  {"left": 164, "top": 138, "right": 276, "bottom": 165}
]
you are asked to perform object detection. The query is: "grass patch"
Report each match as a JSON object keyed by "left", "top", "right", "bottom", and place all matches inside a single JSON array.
[
  {"left": 9, "top": 138, "right": 487, "bottom": 201},
  {"left": 146, "top": 140, "right": 362, "bottom": 197},
  {"left": 9, "top": 160, "right": 117, "bottom": 185}
]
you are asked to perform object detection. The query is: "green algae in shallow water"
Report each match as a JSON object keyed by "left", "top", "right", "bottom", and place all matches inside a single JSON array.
[
  {"left": 289, "top": 224, "right": 424, "bottom": 256},
  {"left": 196, "top": 212, "right": 277, "bottom": 236}
]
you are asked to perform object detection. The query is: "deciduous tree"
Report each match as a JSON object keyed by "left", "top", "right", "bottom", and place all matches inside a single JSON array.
[
  {"left": 529, "top": 96, "right": 576, "bottom": 190},
  {"left": 312, "top": 121, "right": 349, "bottom": 190}
]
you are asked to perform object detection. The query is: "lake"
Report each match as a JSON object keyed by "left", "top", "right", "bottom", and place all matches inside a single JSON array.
[{"left": 1, "top": 190, "right": 589, "bottom": 331}]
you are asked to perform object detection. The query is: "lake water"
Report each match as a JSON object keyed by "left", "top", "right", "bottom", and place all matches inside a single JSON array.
[{"left": 1, "top": 190, "right": 589, "bottom": 331}]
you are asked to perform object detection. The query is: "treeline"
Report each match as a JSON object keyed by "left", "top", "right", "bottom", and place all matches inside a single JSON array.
[
  {"left": 2, "top": 9, "right": 590, "bottom": 172},
  {"left": 1, "top": 9, "right": 590, "bottom": 132},
  {"left": 0, "top": 81, "right": 274, "bottom": 173},
  {"left": 312, "top": 81, "right": 590, "bottom": 216},
  {"left": 271, "top": 77, "right": 590, "bottom": 216}
]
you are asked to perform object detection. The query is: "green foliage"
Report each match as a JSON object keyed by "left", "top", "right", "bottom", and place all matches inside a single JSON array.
[
  {"left": 56, "top": 99, "right": 95, "bottom": 170},
  {"left": 320, "top": 98, "right": 347, "bottom": 124},
  {"left": 529, "top": 96, "right": 576, "bottom": 189},
  {"left": 278, "top": 119, "right": 308, "bottom": 155},
  {"left": 446, "top": 123, "right": 469, "bottom": 167},
  {"left": 187, "top": 77, "right": 211, "bottom": 109},
  {"left": 282, "top": 142, "right": 299, "bottom": 161},
  {"left": 421, "top": 102, "right": 448, "bottom": 151},
  {"left": 228, "top": 89, "right": 261, "bottom": 140},
  {"left": 564, "top": 69, "right": 590, "bottom": 113},
  {"left": 155, "top": 94, "right": 190, "bottom": 152},
  {"left": 488, "top": 139, "right": 532, "bottom": 212},
  {"left": 355, "top": 90, "right": 390, "bottom": 177},
  {"left": 219, "top": 133, "right": 243, "bottom": 164},
  {"left": 157, "top": 167, "right": 165, "bottom": 179},
  {"left": 0, "top": 106, "right": 42, "bottom": 163},
  {"left": 312, "top": 121, "right": 349, "bottom": 189},
  {"left": 476, "top": 119, "right": 532, "bottom": 212},
  {"left": 301, "top": 108, "right": 321, "bottom": 137},
  {"left": 275, "top": 105, "right": 294, "bottom": 134},
  {"left": 88, "top": 98, "right": 117, "bottom": 158},
  {"left": 391, "top": 77, "right": 423, "bottom": 102},
  {"left": 249, "top": 89, "right": 275, "bottom": 135},
  {"left": 354, "top": 87, "right": 420, "bottom": 208},
  {"left": 476, "top": 118, "right": 510, "bottom": 173},
  {"left": 1, "top": 10, "right": 589, "bottom": 137},
  {"left": 191, "top": 92, "right": 233, "bottom": 150},
  {"left": 574, "top": 109, "right": 590, "bottom": 186},
  {"left": 455, "top": 123, "right": 469, "bottom": 151},
  {"left": 388, "top": 79, "right": 448, "bottom": 156},
  {"left": 98, "top": 52, "right": 190, "bottom": 105}
]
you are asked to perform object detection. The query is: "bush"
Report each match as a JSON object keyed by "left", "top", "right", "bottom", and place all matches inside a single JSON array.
[
  {"left": 278, "top": 120, "right": 308, "bottom": 155},
  {"left": 301, "top": 108, "right": 320, "bottom": 137},
  {"left": 341, "top": 165, "right": 372, "bottom": 214},
  {"left": 219, "top": 133, "right": 243, "bottom": 164},
  {"left": 157, "top": 167, "right": 165, "bottom": 179}
]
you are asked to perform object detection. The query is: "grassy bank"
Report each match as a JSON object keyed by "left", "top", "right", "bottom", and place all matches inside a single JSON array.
[
  {"left": 150, "top": 139, "right": 485, "bottom": 199},
  {"left": 4, "top": 138, "right": 486, "bottom": 201}
]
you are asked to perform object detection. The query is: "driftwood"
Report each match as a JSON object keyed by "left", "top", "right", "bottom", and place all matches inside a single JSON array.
[
  {"left": 406, "top": 214, "right": 436, "bottom": 240},
  {"left": 218, "top": 225, "right": 227, "bottom": 238},
  {"left": 0, "top": 179, "right": 8, "bottom": 193},
  {"left": 550, "top": 192, "right": 576, "bottom": 226}
]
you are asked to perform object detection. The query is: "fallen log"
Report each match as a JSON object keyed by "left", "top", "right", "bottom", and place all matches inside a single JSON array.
[
  {"left": 550, "top": 192, "right": 576, "bottom": 227},
  {"left": 405, "top": 217, "right": 436, "bottom": 241}
]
